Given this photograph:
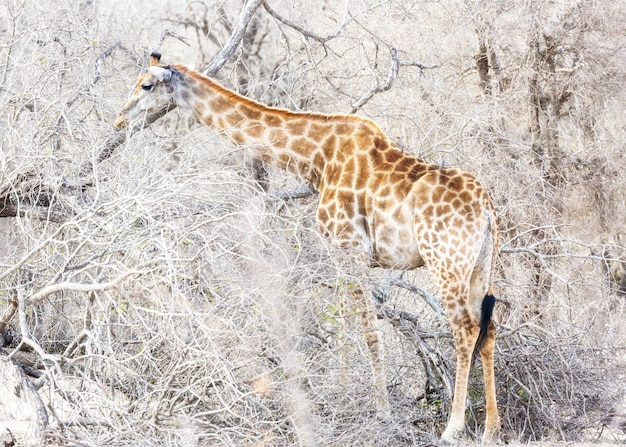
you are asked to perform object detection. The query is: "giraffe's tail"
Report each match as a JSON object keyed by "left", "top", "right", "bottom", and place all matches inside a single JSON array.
[{"left": 473, "top": 293, "right": 496, "bottom": 360}]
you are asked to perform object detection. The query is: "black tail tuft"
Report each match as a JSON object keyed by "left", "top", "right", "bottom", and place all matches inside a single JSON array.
[{"left": 473, "top": 294, "right": 496, "bottom": 360}]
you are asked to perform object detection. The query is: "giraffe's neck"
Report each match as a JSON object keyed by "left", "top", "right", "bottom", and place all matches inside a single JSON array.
[{"left": 174, "top": 64, "right": 354, "bottom": 188}]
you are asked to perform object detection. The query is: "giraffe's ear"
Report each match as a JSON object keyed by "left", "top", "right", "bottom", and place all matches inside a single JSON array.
[{"left": 149, "top": 66, "right": 172, "bottom": 83}]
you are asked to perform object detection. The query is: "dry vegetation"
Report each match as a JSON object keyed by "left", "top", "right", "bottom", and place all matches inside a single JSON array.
[{"left": 1, "top": 0, "right": 625, "bottom": 446}]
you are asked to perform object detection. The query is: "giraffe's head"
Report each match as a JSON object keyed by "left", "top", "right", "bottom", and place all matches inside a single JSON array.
[{"left": 114, "top": 52, "right": 180, "bottom": 129}]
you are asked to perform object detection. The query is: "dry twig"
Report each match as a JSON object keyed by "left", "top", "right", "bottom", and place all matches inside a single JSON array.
[{"left": 351, "top": 48, "right": 437, "bottom": 113}]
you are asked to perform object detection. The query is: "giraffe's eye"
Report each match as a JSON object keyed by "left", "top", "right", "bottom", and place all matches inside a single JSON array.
[{"left": 141, "top": 83, "right": 155, "bottom": 92}]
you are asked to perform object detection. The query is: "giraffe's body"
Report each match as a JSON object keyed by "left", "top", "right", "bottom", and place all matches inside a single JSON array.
[{"left": 115, "top": 53, "right": 500, "bottom": 445}]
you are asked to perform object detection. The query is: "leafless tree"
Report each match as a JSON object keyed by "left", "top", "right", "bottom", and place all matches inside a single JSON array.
[{"left": 1, "top": 0, "right": 625, "bottom": 445}]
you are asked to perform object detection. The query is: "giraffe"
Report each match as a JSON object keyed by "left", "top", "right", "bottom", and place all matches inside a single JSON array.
[{"left": 114, "top": 52, "right": 500, "bottom": 445}]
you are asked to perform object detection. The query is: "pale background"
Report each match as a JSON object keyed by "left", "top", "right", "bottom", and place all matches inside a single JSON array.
[{"left": 0, "top": 0, "right": 625, "bottom": 445}]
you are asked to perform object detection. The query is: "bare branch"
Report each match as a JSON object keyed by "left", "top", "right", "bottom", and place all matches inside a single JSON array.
[
  {"left": 92, "top": 41, "right": 124, "bottom": 92},
  {"left": 372, "top": 286, "right": 455, "bottom": 403},
  {"left": 399, "top": 60, "right": 438, "bottom": 70},
  {"left": 0, "top": 299, "right": 17, "bottom": 334},
  {"left": 261, "top": 0, "right": 343, "bottom": 43},
  {"left": 204, "top": 0, "right": 264, "bottom": 76},
  {"left": 66, "top": 41, "right": 124, "bottom": 111},
  {"left": 351, "top": 48, "right": 437, "bottom": 114},
  {"left": 268, "top": 183, "right": 317, "bottom": 201},
  {"left": 155, "top": 29, "right": 190, "bottom": 52},
  {"left": 79, "top": 105, "right": 173, "bottom": 176},
  {"left": 25, "top": 270, "right": 146, "bottom": 306},
  {"left": 0, "top": 215, "right": 99, "bottom": 283},
  {"left": 389, "top": 277, "right": 446, "bottom": 318},
  {"left": 0, "top": 199, "right": 69, "bottom": 223}
]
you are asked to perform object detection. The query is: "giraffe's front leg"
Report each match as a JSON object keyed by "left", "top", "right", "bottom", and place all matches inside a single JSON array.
[
  {"left": 347, "top": 285, "right": 391, "bottom": 418},
  {"left": 361, "top": 294, "right": 391, "bottom": 418}
]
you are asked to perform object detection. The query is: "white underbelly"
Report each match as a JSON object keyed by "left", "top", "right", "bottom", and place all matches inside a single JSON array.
[{"left": 371, "top": 244, "right": 424, "bottom": 270}]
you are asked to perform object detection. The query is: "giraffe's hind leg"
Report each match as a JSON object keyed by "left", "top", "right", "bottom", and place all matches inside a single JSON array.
[
  {"left": 429, "top": 254, "right": 490, "bottom": 444},
  {"left": 469, "top": 225, "right": 500, "bottom": 445},
  {"left": 441, "top": 291, "right": 499, "bottom": 446},
  {"left": 479, "top": 318, "right": 499, "bottom": 445},
  {"left": 439, "top": 281, "right": 480, "bottom": 444}
]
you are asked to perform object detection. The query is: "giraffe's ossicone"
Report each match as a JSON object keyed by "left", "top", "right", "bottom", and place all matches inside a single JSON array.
[{"left": 115, "top": 52, "right": 501, "bottom": 445}]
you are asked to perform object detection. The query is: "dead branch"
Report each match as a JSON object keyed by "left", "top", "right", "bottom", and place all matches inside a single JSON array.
[
  {"left": 93, "top": 41, "right": 124, "bottom": 92},
  {"left": 78, "top": 106, "right": 172, "bottom": 177},
  {"left": 268, "top": 183, "right": 317, "bottom": 201},
  {"left": 0, "top": 173, "right": 72, "bottom": 223},
  {"left": 389, "top": 276, "right": 446, "bottom": 318},
  {"left": 0, "top": 199, "right": 69, "bottom": 223},
  {"left": 0, "top": 300, "right": 17, "bottom": 342},
  {"left": 371, "top": 285, "right": 454, "bottom": 404},
  {"left": 155, "top": 29, "right": 190, "bottom": 52},
  {"left": 350, "top": 48, "right": 437, "bottom": 114},
  {"left": 261, "top": 0, "right": 344, "bottom": 43},
  {"left": 204, "top": 0, "right": 264, "bottom": 77},
  {"left": 25, "top": 269, "right": 146, "bottom": 306},
  {"left": 67, "top": 41, "right": 124, "bottom": 111}
]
